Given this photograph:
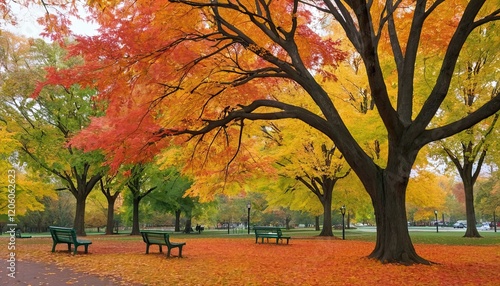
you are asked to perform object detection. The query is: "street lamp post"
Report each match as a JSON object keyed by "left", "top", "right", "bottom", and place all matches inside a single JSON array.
[
  {"left": 247, "top": 202, "right": 251, "bottom": 235},
  {"left": 434, "top": 210, "right": 438, "bottom": 233},
  {"left": 340, "top": 205, "right": 346, "bottom": 240}
]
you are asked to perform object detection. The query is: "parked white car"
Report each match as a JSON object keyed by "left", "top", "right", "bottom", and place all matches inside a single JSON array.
[{"left": 478, "top": 223, "right": 490, "bottom": 230}]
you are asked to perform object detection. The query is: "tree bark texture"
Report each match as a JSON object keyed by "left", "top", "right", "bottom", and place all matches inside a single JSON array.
[
  {"left": 131, "top": 196, "right": 141, "bottom": 235},
  {"left": 175, "top": 210, "right": 181, "bottom": 232},
  {"left": 297, "top": 175, "right": 338, "bottom": 236},
  {"left": 463, "top": 179, "right": 481, "bottom": 238},
  {"left": 105, "top": 196, "right": 118, "bottom": 235},
  {"left": 319, "top": 189, "right": 333, "bottom": 236},
  {"left": 72, "top": 174, "right": 101, "bottom": 236},
  {"left": 73, "top": 193, "right": 87, "bottom": 236},
  {"left": 367, "top": 168, "right": 430, "bottom": 265}
]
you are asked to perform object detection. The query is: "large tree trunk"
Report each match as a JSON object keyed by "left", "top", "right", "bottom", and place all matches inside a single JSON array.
[
  {"left": 69, "top": 172, "right": 101, "bottom": 236},
  {"left": 369, "top": 176, "right": 429, "bottom": 265},
  {"left": 362, "top": 154, "right": 431, "bottom": 265},
  {"left": 105, "top": 196, "right": 118, "bottom": 235},
  {"left": 72, "top": 180, "right": 100, "bottom": 236},
  {"left": 319, "top": 189, "right": 333, "bottom": 236},
  {"left": 131, "top": 196, "right": 141, "bottom": 235},
  {"left": 463, "top": 179, "right": 481, "bottom": 237},
  {"left": 73, "top": 193, "right": 87, "bottom": 236}
]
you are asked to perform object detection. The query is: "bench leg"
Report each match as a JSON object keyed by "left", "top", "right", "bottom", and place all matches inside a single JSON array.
[
  {"left": 159, "top": 245, "right": 163, "bottom": 253},
  {"left": 84, "top": 245, "right": 89, "bottom": 254},
  {"left": 168, "top": 246, "right": 183, "bottom": 258},
  {"left": 51, "top": 243, "right": 57, "bottom": 253},
  {"left": 278, "top": 238, "right": 290, "bottom": 244},
  {"left": 166, "top": 247, "right": 179, "bottom": 258}
]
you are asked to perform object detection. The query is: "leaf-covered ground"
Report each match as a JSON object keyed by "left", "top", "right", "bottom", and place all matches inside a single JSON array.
[{"left": 4, "top": 236, "right": 500, "bottom": 285}]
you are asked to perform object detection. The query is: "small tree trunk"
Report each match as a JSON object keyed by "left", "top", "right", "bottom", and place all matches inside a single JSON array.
[
  {"left": 175, "top": 210, "right": 181, "bottom": 232},
  {"left": 184, "top": 218, "right": 192, "bottom": 233},
  {"left": 285, "top": 215, "right": 291, "bottom": 230},
  {"left": 100, "top": 178, "right": 120, "bottom": 235},
  {"left": 446, "top": 144, "right": 486, "bottom": 238},
  {"left": 347, "top": 211, "right": 351, "bottom": 229},
  {"left": 315, "top": 216, "right": 320, "bottom": 231},
  {"left": 183, "top": 208, "right": 193, "bottom": 233}
]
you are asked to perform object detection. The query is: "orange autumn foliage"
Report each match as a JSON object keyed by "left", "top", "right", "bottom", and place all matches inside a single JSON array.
[
  {"left": 6, "top": 236, "right": 500, "bottom": 285},
  {"left": 31, "top": 0, "right": 348, "bottom": 171}
]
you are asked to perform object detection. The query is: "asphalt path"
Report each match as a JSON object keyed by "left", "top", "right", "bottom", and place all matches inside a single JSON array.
[{"left": 1, "top": 259, "right": 141, "bottom": 286}]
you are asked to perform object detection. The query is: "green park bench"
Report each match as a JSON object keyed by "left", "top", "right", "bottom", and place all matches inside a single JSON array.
[
  {"left": 48, "top": 226, "right": 92, "bottom": 255},
  {"left": 140, "top": 230, "right": 186, "bottom": 258},
  {"left": 15, "top": 228, "right": 32, "bottom": 238},
  {"left": 253, "top": 226, "right": 291, "bottom": 244}
]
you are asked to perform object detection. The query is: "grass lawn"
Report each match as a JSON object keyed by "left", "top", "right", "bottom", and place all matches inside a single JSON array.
[{"left": 1, "top": 228, "right": 499, "bottom": 285}]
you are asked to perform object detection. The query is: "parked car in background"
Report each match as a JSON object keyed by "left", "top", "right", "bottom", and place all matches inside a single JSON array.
[
  {"left": 432, "top": 220, "right": 445, "bottom": 226},
  {"left": 478, "top": 223, "right": 490, "bottom": 231},
  {"left": 453, "top": 222, "right": 466, "bottom": 228}
]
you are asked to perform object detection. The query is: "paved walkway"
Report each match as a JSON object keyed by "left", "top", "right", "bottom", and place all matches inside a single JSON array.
[{"left": 1, "top": 259, "right": 141, "bottom": 285}]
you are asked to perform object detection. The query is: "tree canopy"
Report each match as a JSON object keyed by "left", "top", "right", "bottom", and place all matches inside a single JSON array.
[{"left": 0, "top": 33, "right": 106, "bottom": 235}]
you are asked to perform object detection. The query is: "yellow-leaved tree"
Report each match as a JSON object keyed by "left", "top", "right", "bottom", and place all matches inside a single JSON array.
[
  {"left": 421, "top": 18, "right": 500, "bottom": 237},
  {"left": 0, "top": 33, "right": 55, "bottom": 219}
]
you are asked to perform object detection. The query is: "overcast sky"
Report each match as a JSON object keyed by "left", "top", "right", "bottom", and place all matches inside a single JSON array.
[{"left": 3, "top": 3, "right": 98, "bottom": 39}]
